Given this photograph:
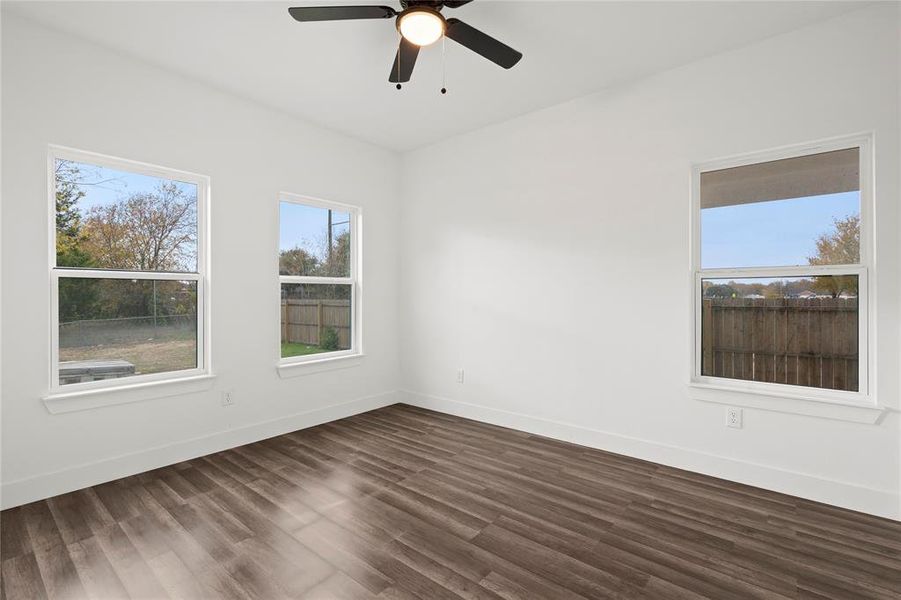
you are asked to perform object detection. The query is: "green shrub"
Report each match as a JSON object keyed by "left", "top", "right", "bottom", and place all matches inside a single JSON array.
[{"left": 320, "top": 326, "right": 340, "bottom": 351}]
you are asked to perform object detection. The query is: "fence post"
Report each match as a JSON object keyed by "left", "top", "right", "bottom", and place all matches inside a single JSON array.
[
  {"left": 152, "top": 279, "right": 158, "bottom": 338},
  {"left": 702, "top": 298, "right": 714, "bottom": 375},
  {"left": 317, "top": 300, "right": 324, "bottom": 345}
]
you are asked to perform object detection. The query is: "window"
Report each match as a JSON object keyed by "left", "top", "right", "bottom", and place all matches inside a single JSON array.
[
  {"left": 279, "top": 194, "right": 360, "bottom": 363},
  {"left": 692, "top": 137, "right": 870, "bottom": 403},
  {"left": 50, "top": 147, "right": 209, "bottom": 392}
]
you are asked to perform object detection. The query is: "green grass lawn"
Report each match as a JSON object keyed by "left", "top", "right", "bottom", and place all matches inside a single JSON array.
[
  {"left": 59, "top": 339, "right": 197, "bottom": 376},
  {"left": 281, "top": 341, "right": 330, "bottom": 358}
]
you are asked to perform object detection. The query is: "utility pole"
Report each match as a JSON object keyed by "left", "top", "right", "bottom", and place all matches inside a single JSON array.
[
  {"left": 327, "top": 209, "right": 333, "bottom": 272},
  {"left": 326, "top": 210, "right": 350, "bottom": 277}
]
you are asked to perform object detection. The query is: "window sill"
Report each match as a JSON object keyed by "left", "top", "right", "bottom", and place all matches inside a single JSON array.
[
  {"left": 277, "top": 353, "right": 364, "bottom": 378},
  {"left": 689, "top": 382, "right": 886, "bottom": 424},
  {"left": 43, "top": 374, "right": 216, "bottom": 414}
]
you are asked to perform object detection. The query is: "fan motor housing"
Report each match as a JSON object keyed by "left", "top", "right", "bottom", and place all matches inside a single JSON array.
[{"left": 400, "top": 0, "right": 445, "bottom": 10}]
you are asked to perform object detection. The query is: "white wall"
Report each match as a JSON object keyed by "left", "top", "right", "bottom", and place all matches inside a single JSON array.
[
  {"left": 1, "top": 14, "right": 401, "bottom": 508},
  {"left": 399, "top": 5, "right": 901, "bottom": 519}
]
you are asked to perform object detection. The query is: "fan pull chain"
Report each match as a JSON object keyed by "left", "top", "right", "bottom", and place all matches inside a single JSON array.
[{"left": 440, "top": 35, "right": 447, "bottom": 95}]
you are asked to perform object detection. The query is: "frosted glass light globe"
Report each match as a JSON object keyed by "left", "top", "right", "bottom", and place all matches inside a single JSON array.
[{"left": 399, "top": 9, "right": 445, "bottom": 46}]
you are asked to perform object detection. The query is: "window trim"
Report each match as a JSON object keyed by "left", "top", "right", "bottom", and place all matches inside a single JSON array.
[
  {"left": 47, "top": 145, "right": 211, "bottom": 396},
  {"left": 277, "top": 192, "right": 362, "bottom": 367},
  {"left": 689, "top": 133, "right": 874, "bottom": 407}
]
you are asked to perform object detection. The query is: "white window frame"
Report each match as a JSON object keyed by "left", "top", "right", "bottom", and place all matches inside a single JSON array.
[
  {"left": 277, "top": 192, "right": 362, "bottom": 366},
  {"left": 689, "top": 134, "right": 874, "bottom": 407},
  {"left": 47, "top": 145, "right": 211, "bottom": 395}
]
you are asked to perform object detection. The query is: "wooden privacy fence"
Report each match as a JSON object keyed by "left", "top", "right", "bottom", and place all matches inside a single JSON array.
[
  {"left": 702, "top": 297, "right": 858, "bottom": 391},
  {"left": 281, "top": 298, "right": 351, "bottom": 348}
]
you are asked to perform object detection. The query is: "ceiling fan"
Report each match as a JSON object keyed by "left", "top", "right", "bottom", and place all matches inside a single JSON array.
[{"left": 288, "top": 1, "right": 523, "bottom": 87}]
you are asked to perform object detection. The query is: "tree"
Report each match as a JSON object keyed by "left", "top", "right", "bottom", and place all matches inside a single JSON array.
[
  {"left": 280, "top": 227, "right": 350, "bottom": 277},
  {"left": 55, "top": 160, "right": 85, "bottom": 257},
  {"left": 279, "top": 247, "right": 319, "bottom": 276},
  {"left": 55, "top": 160, "right": 98, "bottom": 269},
  {"left": 808, "top": 215, "right": 860, "bottom": 298},
  {"left": 704, "top": 284, "right": 737, "bottom": 299},
  {"left": 54, "top": 160, "right": 101, "bottom": 320},
  {"left": 75, "top": 183, "right": 196, "bottom": 320},
  {"left": 80, "top": 182, "right": 197, "bottom": 272},
  {"left": 323, "top": 230, "right": 350, "bottom": 277}
]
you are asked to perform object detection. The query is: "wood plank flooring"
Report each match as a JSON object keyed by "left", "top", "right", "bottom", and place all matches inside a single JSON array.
[{"left": 2, "top": 403, "right": 900, "bottom": 599}]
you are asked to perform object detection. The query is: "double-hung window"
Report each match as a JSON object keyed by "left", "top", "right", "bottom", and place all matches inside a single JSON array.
[
  {"left": 278, "top": 194, "right": 360, "bottom": 363},
  {"left": 49, "top": 147, "right": 209, "bottom": 392},
  {"left": 691, "top": 136, "right": 871, "bottom": 404}
]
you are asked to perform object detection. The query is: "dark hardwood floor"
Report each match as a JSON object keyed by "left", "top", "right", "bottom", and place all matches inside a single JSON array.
[{"left": 2, "top": 403, "right": 900, "bottom": 599}]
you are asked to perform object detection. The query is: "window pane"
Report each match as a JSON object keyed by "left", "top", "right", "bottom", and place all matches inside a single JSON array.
[
  {"left": 700, "top": 276, "right": 859, "bottom": 392},
  {"left": 58, "top": 278, "right": 197, "bottom": 385},
  {"left": 55, "top": 158, "right": 198, "bottom": 272},
  {"left": 280, "top": 284, "right": 352, "bottom": 358},
  {"left": 279, "top": 202, "right": 350, "bottom": 277},
  {"left": 700, "top": 148, "right": 860, "bottom": 269}
]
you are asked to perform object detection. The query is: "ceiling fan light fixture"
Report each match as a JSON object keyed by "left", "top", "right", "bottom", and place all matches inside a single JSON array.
[
  {"left": 288, "top": 1, "right": 523, "bottom": 85},
  {"left": 398, "top": 8, "right": 445, "bottom": 46}
]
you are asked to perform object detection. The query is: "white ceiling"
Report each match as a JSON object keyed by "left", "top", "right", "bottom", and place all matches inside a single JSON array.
[{"left": 6, "top": 1, "right": 867, "bottom": 151}]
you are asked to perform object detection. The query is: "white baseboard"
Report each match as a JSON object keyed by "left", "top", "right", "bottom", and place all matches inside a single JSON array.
[
  {"left": 400, "top": 390, "right": 900, "bottom": 521},
  {"left": 1, "top": 390, "right": 400, "bottom": 510}
]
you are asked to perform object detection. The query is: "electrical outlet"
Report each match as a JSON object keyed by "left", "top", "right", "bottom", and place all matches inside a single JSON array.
[
  {"left": 456, "top": 368, "right": 465, "bottom": 384},
  {"left": 727, "top": 407, "right": 742, "bottom": 429},
  {"left": 221, "top": 390, "right": 235, "bottom": 407}
]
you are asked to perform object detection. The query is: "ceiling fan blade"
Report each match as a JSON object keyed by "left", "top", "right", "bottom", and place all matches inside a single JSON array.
[
  {"left": 443, "top": 0, "right": 474, "bottom": 7},
  {"left": 389, "top": 37, "right": 420, "bottom": 83},
  {"left": 288, "top": 5, "right": 396, "bottom": 22},
  {"left": 445, "top": 18, "right": 522, "bottom": 69}
]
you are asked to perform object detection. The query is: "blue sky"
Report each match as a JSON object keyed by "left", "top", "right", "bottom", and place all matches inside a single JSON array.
[
  {"left": 62, "top": 160, "right": 853, "bottom": 270},
  {"left": 701, "top": 191, "right": 859, "bottom": 269},
  {"left": 280, "top": 202, "right": 350, "bottom": 259},
  {"left": 60, "top": 159, "right": 197, "bottom": 212}
]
